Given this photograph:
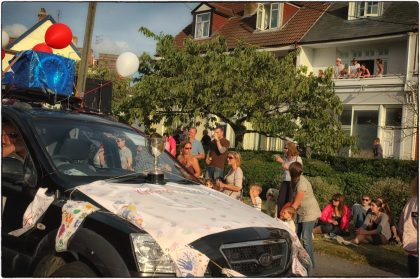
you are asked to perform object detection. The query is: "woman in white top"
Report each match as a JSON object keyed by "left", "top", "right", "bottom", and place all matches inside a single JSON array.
[
  {"left": 275, "top": 142, "right": 302, "bottom": 215},
  {"left": 216, "top": 151, "right": 243, "bottom": 200}
]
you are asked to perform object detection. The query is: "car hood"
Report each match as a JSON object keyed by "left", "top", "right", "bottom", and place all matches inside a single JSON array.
[{"left": 76, "top": 180, "right": 312, "bottom": 276}]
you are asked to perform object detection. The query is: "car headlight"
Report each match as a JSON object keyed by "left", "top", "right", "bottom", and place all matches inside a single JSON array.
[{"left": 130, "top": 233, "right": 176, "bottom": 274}]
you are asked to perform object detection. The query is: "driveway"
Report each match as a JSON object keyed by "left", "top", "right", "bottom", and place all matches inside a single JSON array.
[{"left": 314, "top": 253, "right": 401, "bottom": 277}]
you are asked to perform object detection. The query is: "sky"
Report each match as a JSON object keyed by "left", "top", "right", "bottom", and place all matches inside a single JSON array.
[{"left": 1, "top": 1, "right": 195, "bottom": 56}]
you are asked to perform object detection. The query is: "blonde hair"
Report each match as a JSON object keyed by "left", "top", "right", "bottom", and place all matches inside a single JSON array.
[
  {"left": 250, "top": 184, "right": 262, "bottom": 195},
  {"left": 227, "top": 151, "right": 241, "bottom": 167},
  {"left": 285, "top": 142, "right": 298, "bottom": 156}
]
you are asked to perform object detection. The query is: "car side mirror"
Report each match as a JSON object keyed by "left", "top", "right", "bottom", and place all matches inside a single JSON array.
[{"left": 2, "top": 157, "right": 25, "bottom": 183}]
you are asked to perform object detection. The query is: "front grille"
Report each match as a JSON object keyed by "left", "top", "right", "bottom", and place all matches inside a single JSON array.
[{"left": 220, "top": 239, "right": 290, "bottom": 276}]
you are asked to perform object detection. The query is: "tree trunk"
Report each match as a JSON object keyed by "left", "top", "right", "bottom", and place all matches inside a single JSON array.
[{"left": 232, "top": 123, "right": 246, "bottom": 150}]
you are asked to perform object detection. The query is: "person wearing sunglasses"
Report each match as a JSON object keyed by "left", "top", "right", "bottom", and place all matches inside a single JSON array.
[
  {"left": 313, "top": 193, "right": 350, "bottom": 237},
  {"left": 2, "top": 122, "right": 27, "bottom": 161},
  {"left": 351, "top": 195, "right": 372, "bottom": 229},
  {"left": 274, "top": 141, "right": 302, "bottom": 217},
  {"left": 215, "top": 151, "right": 243, "bottom": 200},
  {"left": 177, "top": 141, "right": 201, "bottom": 178}
]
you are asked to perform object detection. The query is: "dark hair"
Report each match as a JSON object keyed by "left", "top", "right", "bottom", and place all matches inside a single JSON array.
[
  {"left": 377, "top": 197, "right": 392, "bottom": 224},
  {"left": 376, "top": 58, "right": 383, "bottom": 64},
  {"left": 215, "top": 126, "right": 224, "bottom": 133},
  {"left": 371, "top": 199, "right": 385, "bottom": 213},
  {"left": 331, "top": 193, "right": 345, "bottom": 216},
  {"left": 289, "top": 162, "right": 303, "bottom": 188}
]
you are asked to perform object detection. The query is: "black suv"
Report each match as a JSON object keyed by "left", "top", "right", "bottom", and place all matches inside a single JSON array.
[{"left": 2, "top": 100, "right": 299, "bottom": 277}]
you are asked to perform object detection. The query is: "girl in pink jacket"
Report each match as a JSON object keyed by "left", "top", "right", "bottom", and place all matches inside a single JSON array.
[{"left": 313, "top": 193, "right": 351, "bottom": 236}]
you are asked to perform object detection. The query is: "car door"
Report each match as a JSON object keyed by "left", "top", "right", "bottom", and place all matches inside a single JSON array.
[{"left": 1, "top": 116, "right": 44, "bottom": 276}]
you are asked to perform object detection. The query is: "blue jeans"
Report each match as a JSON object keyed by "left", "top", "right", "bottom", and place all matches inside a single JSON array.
[
  {"left": 351, "top": 204, "right": 369, "bottom": 228},
  {"left": 297, "top": 220, "right": 317, "bottom": 268},
  {"left": 205, "top": 166, "right": 224, "bottom": 180}
]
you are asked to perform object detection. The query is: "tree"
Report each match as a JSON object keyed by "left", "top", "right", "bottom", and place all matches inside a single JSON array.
[{"left": 120, "top": 28, "right": 354, "bottom": 155}]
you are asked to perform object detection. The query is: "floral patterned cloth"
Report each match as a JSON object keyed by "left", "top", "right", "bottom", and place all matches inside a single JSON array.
[
  {"left": 76, "top": 181, "right": 312, "bottom": 276},
  {"left": 55, "top": 200, "right": 98, "bottom": 252},
  {"left": 9, "top": 187, "right": 54, "bottom": 237}
]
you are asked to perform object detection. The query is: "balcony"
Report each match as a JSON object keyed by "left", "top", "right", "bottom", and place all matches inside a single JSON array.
[{"left": 332, "top": 74, "right": 408, "bottom": 105}]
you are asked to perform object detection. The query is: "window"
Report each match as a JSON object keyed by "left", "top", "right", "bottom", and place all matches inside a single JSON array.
[
  {"left": 340, "top": 109, "right": 352, "bottom": 125},
  {"left": 256, "top": 3, "right": 282, "bottom": 30},
  {"left": 348, "top": 2, "right": 383, "bottom": 20},
  {"left": 385, "top": 108, "right": 402, "bottom": 126},
  {"left": 195, "top": 12, "right": 210, "bottom": 39}
]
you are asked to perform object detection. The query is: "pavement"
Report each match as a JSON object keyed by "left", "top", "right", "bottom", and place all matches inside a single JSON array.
[{"left": 313, "top": 253, "right": 401, "bottom": 277}]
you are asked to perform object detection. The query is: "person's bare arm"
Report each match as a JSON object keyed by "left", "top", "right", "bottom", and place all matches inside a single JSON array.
[{"left": 292, "top": 191, "right": 304, "bottom": 209}]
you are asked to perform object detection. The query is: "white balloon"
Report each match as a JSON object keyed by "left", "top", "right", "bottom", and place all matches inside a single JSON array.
[
  {"left": 116, "top": 52, "right": 140, "bottom": 77},
  {"left": 2, "top": 31, "right": 10, "bottom": 48}
]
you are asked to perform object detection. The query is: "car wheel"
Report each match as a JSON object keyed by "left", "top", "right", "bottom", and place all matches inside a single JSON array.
[{"left": 50, "top": 261, "right": 97, "bottom": 277}]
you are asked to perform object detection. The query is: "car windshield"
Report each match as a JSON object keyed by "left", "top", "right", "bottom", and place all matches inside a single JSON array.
[{"left": 31, "top": 118, "right": 195, "bottom": 183}]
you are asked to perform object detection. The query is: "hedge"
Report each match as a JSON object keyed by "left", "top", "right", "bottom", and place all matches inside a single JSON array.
[{"left": 236, "top": 150, "right": 417, "bottom": 219}]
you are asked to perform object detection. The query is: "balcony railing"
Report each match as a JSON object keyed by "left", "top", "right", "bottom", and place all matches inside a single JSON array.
[{"left": 333, "top": 74, "right": 406, "bottom": 87}]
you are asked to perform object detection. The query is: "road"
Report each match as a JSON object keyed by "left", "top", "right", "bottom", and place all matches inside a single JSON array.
[{"left": 314, "top": 253, "right": 401, "bottom": 277}]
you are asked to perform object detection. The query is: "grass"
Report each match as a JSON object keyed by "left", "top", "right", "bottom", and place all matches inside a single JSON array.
[{"left": 313, "top": 235, "right": 409, "bottom": 277}]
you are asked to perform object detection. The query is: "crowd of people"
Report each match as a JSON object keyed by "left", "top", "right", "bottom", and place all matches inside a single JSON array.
[
  {"left": 3, "top": 120, "right": 416, "bottom": 275},
  {"left": 329, "top": 57, "right": 384, "bottom": 79}
]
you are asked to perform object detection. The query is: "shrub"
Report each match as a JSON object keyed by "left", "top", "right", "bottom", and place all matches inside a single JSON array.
[
  {"left": 241, "top": 158, "right": 282, "bottom": 198},
  {"left": 302, "top": 159, "right": 336, "bottom": 177},
  {"left": 307, "top": 176, "right": 341, "bottom": 209},
  {"left": 338, "top": 172, "right": 374, "bottom": 206},
  {"left": 369, "top": 178, "right": 410, "bottom": 222},
  {"left": 312, "top": 154, "right": 418, "bottom": 182}
]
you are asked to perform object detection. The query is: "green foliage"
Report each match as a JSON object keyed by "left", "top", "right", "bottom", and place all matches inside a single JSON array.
[
  {"left": 307, "top": 176, "right": 341, "bottom": 209},
  {"left": 238, "top": 150, "right": 415, "bottom": 218},
  {"left": 313, "top": 154, "right": 418, "bottom": 182},
  {"left": 123, "top": 27, "right": 354, "bottom": 155},
  {"left": 241, "top": 158, "right": 283, "bottom": 197},
  {"left": 369, "top": 178, "right": 410, "bottom": 222}
]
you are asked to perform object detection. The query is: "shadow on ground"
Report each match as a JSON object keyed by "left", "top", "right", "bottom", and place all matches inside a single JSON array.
[{"left": 313, "top": 236, "right": 409, "bottom": 277}]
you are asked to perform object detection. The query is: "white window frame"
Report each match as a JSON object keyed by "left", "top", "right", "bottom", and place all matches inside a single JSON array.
[
  {"left": 256, "top": 2, "right": 283, "bottom": 31},
  {"left": 195, "top": 12, "right": 211, "bottom": 39},
  {"left": 348, "top": 2, "right": 383, "bottom": 20}
]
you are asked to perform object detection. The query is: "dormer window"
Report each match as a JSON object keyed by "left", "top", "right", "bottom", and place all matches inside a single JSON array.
[
  {"left": 348, "top": 2, "right": 383, "bottom": 20},
  {"left": 256, "top": 3, "right": 283, "bottom": 31},
  {"left": 195, "top": 12, "right": 211, "bottom": 38}
]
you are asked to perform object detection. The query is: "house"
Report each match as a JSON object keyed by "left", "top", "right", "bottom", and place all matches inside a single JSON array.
[
  {"left": 172, "top": 2, "right": 329, "bottom": 151},
  {"left": 299, "top": 1, "right": 418, "bottom": 159},
  {"left": 2, "top": 10, "right": 81, "bottom": 72},
  {"left": 172, "top": 2, "right": 418, "bottom": 160}
]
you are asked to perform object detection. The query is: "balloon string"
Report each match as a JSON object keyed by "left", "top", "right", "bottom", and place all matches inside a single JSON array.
[{"left": 83, "top": 79, "right": 113, "bottom": 97}]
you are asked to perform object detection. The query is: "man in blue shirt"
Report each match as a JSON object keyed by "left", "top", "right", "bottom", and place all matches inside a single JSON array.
[{"left": 188, "top": 127, "right": 205, "bottom": 161}]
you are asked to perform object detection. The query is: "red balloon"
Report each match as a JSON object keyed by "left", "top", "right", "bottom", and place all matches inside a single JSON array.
[
  {"left": 1, "top": 49, "right": 5, "bottom": 60},
  {"left": 32, "top": 43, "right": 53, "bottom": 53},
  {"left": 45, "top": 23, "right": 73, "bottom": 49}
]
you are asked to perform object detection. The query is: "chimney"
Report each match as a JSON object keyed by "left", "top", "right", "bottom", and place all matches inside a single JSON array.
[
  {"left": 72, "top": 36, "right": 78, "bottom": 47},
  {"left": 38, "top": 8, "right": 47, "bottom": 21},
  {"left": 244, "top": 3, "right": 258, "bottom": 17}
]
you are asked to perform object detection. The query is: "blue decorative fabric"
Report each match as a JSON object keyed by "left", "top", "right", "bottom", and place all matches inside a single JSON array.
[
  {"left": 1, "top": 71, "right": 14, "bottom": 84},
  {"left": 10, "top": 50, "right": 75, "bottom": 96}
]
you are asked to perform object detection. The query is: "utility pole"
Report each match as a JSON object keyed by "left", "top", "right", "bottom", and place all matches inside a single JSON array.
[{"left": 76, "top": 2, "right": 97, "bottom": 98}]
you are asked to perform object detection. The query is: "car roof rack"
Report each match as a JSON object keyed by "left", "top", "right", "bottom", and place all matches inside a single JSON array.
[{"left": 2, "top": 85, "right": 82, "bottom": 109}]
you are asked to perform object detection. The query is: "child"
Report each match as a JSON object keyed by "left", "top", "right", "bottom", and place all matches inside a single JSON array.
[
  {"left": 249, "top": 184, "right": 262, "bottom": 211},
  {"left": 280, "top": 206, "right": 296, "bottom": 233},
  {"left": 373, "top": 137, "right": 383, "bottom": 158}
]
